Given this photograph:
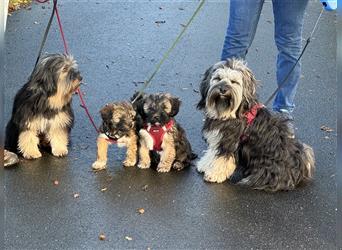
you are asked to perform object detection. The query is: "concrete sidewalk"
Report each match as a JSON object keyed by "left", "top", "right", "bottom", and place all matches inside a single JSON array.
[{"left": 3, "top": 1, "right": 336, "bottom": 249}]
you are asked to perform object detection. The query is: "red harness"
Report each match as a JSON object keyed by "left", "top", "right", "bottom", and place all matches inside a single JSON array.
[
  {"left": 143, "top": 119, "right": 175, "bottom": 151},
  {"left": 240, "top": 103, "right": 264, "bottom": 142},
  {"left": 244, "top": 103, "right": 264, "bottom": 125}
]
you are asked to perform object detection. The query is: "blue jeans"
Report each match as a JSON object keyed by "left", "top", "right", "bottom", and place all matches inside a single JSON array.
[{"left": 221, "top": 0, "right": 309, "bottom": 112}]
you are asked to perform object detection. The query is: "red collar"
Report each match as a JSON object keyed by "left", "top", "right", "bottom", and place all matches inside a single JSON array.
[
  {"left": 243, "top": 103, "right": 264, "bottom": 126},
  {"left": 143, "top": 119, "right": 175, "bottom": 151}
]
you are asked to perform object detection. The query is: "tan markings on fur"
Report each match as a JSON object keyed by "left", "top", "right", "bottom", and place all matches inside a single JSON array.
[
  {"left": 48, "top": 61, "right": 80, "bottom": 110},
  {"left": 138, "top": 129, "right": 152, "bottom": 169},
  {"left": 123, "top": 130, "right": 138, "bottom": 167},
  {"left": 203, "top": 154, "right": 236, "bottom": 183},
  {"left": 26, "top": 112, "right": 71, "bottom": 132},
  {"left": 139, "top": 129, "right": 154, "bottom": 150},
  {"left": 157, "top": 132, "right": 176, "bottom": 172},
  {"left": 18, "top": 130, "right": 42, "bottom": 159},
  {"left": 92, "top": 137, "right": 110, "bottom": 170},
  {"left": 47, "top": 128, "right": 69, "bottom": 157}
]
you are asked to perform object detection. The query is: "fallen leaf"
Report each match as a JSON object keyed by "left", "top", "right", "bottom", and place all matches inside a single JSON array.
[
  {"left": 73, "top": 193, "right": 80, "bottom": 198},
  {"left": 99, "top": 233, "right": 106, "bottom": 240},
  {"left": 101, "top": 187, "right": 107, "bottom": 192},
  {"left": 125, "top": 236, "right": 133, "bottom": 241},
  {"left": 137, "top": 208, "right": 145, "bottom": 214},
  {"left": 320, "top": 125, "right": 333, "bottom": 132}
]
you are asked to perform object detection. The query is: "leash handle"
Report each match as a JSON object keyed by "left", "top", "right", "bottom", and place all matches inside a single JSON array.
[{"left": 264, "top": 7, "right": 324, "bottom": 107}]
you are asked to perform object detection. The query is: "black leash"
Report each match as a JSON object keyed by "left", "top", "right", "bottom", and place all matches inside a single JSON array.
[
  {"left": 264, "top": 7, "right": 324, "bottom": 106},
  {"left": 34, "top": 0, "right": 57, "bottom": 67}
]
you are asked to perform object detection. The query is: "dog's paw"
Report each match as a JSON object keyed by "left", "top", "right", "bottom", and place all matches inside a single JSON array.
[
  {"left": 196, "top": 162, "right": 208, "bottom": 173},
  {"left": 172, "top": 161, "right": 185, "bottom": 171},
  {"left": 137, "top": 161, "right": 150, "bottom": 169},
  {"left": 92, "top": 160, "right": 107, "bottom": 170},
  {"left": 123, "top": 158, "right": 137, "bottom": 167},
  {"left": 22, "top": 150, "right": 42, "bottom": 160},
  {"left": 157, "top": 163, "right": 172, "bottom": 173},
  {"left": 52, "top": 147, "right": 68, "bottom": 157},
  {"left": 204, "top": 169, "right": 228, "bottom": 183}
]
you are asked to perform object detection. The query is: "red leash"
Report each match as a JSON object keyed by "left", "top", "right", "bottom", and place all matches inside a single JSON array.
[{"left": 37, "top": 0, "right": 99, "bottom": 133}]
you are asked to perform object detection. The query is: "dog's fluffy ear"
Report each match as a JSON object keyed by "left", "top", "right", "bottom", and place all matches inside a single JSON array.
[
  {"left": 122, "top": 102, "right": 136, "bottom": 120},
  {"left": 168, "top": 95, "right": 181, "bottom": 117},
  {"left": 131, "top": 91, "right": 146, "bottom": 117},
  {"left": 29, "top": 62, "right": 58, "bottom": 96},
  {"left": 100, "top": 104, "right": 114, "bottom": 121},
  {"left": 197, "top": 66, "right": 213, "bottom": 110}
]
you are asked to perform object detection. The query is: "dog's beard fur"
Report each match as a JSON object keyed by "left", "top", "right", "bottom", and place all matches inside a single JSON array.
[
  {"left": 134, "top": 93, "right": 195, "bottom": 172},
  {"left": 5, "top": 53, "right": 82, "bottom": 159},
  {"left": 197, "top": 58, "right": 315, "bottom": 191},
  {"left": 92, "top": 102, "right": 138, "bottom": 170}
]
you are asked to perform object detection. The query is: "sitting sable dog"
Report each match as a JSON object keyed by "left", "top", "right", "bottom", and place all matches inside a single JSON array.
[
  {"left": 196, "top": 59, "right": 315, "bottom": 192},
  {"left": 134, "top": 93, "right": 195, "bottom": 172},
  {"left": 5, "top": 54, "right": 82, "bottom": 159},
  {"left": 92, "top": 102, "right": 139, "bottom": 170}
]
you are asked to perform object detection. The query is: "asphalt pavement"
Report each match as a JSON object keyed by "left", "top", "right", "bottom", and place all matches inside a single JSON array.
[{"left": 3, "top": 1, "right": 336, "bottom": 249}]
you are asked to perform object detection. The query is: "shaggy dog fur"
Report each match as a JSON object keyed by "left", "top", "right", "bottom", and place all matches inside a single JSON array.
[
  {"left": 92, "top": 101, "right": 139, "bottom": 170},
  {"left": 196, "top": 59, "right": 315, "bottom": 192},
  {"left": 5, "top": 53, "right": 82, "bottom": 159},
  {"left": 134, "top": 92, "right": 196, "bottom": 172}
]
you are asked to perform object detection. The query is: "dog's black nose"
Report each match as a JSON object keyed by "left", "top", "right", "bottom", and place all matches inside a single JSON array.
[{"left": 219, "top": 85, "right": 229, "bottom": 94}]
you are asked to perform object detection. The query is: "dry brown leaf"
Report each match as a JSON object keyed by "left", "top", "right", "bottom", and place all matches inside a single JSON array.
[
  {"left": 320, "top": 125, "right": 334, "bottom": 132},
  {"left": 99, "top": 233, "right": 106, "bottom": 240},
  {"left": 137, "top": 208, "right": 145, "bottom": 214}
]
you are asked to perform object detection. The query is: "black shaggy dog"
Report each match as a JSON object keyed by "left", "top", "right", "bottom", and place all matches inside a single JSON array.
[
  {"left": 133, "top": 92, "right": 196, "bottom": 172},
  {"left": 5, "top": 54, "right": 82, "bottom": 159},
  {"left": 196, "top": 59, "right": 315, "bottom": 192}
]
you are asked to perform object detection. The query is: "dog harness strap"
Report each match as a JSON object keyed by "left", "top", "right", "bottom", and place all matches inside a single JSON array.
[
  {"left": 240, "top": 103, "right": 264, "bottom": 142},
  {"left": 244, "top": 103, "right": 264, "bottom": 126},
  {"left": 144, "top": 119, "right": 174, "bottom": 151}
]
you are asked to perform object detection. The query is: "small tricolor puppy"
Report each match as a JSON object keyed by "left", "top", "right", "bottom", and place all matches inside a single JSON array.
[
  {"left": 134, "top": 93, "right": 196, "bottom": 172},
  {"left": 92, "top": 102, "right": 139, "bottom": 170},
  {"left": 5, "top": 54, "right": 82, "bottom": 159},
  {"left": 196, "top": 59, "right": 315, "bottom": 192}
]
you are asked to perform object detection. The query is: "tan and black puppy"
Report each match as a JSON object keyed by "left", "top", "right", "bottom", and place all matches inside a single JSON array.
[
  {"left": 134, "top": 93, "right": 196, "bottom": 173},
  {"left": 92, "top": 101, "right": 138, "bottom": 170},
  {"left": 5, "top": 53, "right": 82, "bottom": 159}
]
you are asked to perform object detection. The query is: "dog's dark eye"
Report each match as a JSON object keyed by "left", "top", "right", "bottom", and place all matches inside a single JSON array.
[
  {"left": 62, "top": 67, "right": 68, "bottom": 72},
  {"left": 213, "top": 76, "right": 221, "bottom": 81},
  {"left": 231, "top": 80, "right": 239, "bottom": 85}
]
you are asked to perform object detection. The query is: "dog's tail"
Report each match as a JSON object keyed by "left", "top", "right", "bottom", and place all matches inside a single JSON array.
[{"left": 302, "top": 143, "right": 315, "bottom": 181}]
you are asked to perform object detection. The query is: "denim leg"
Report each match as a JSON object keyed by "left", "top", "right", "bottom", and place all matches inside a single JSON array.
[
  {"left": 272, "top": 0, "right": 309, "bottom": 112},
  {"left": 221, "top": 0, "right": 264, "bottom": 61}
]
